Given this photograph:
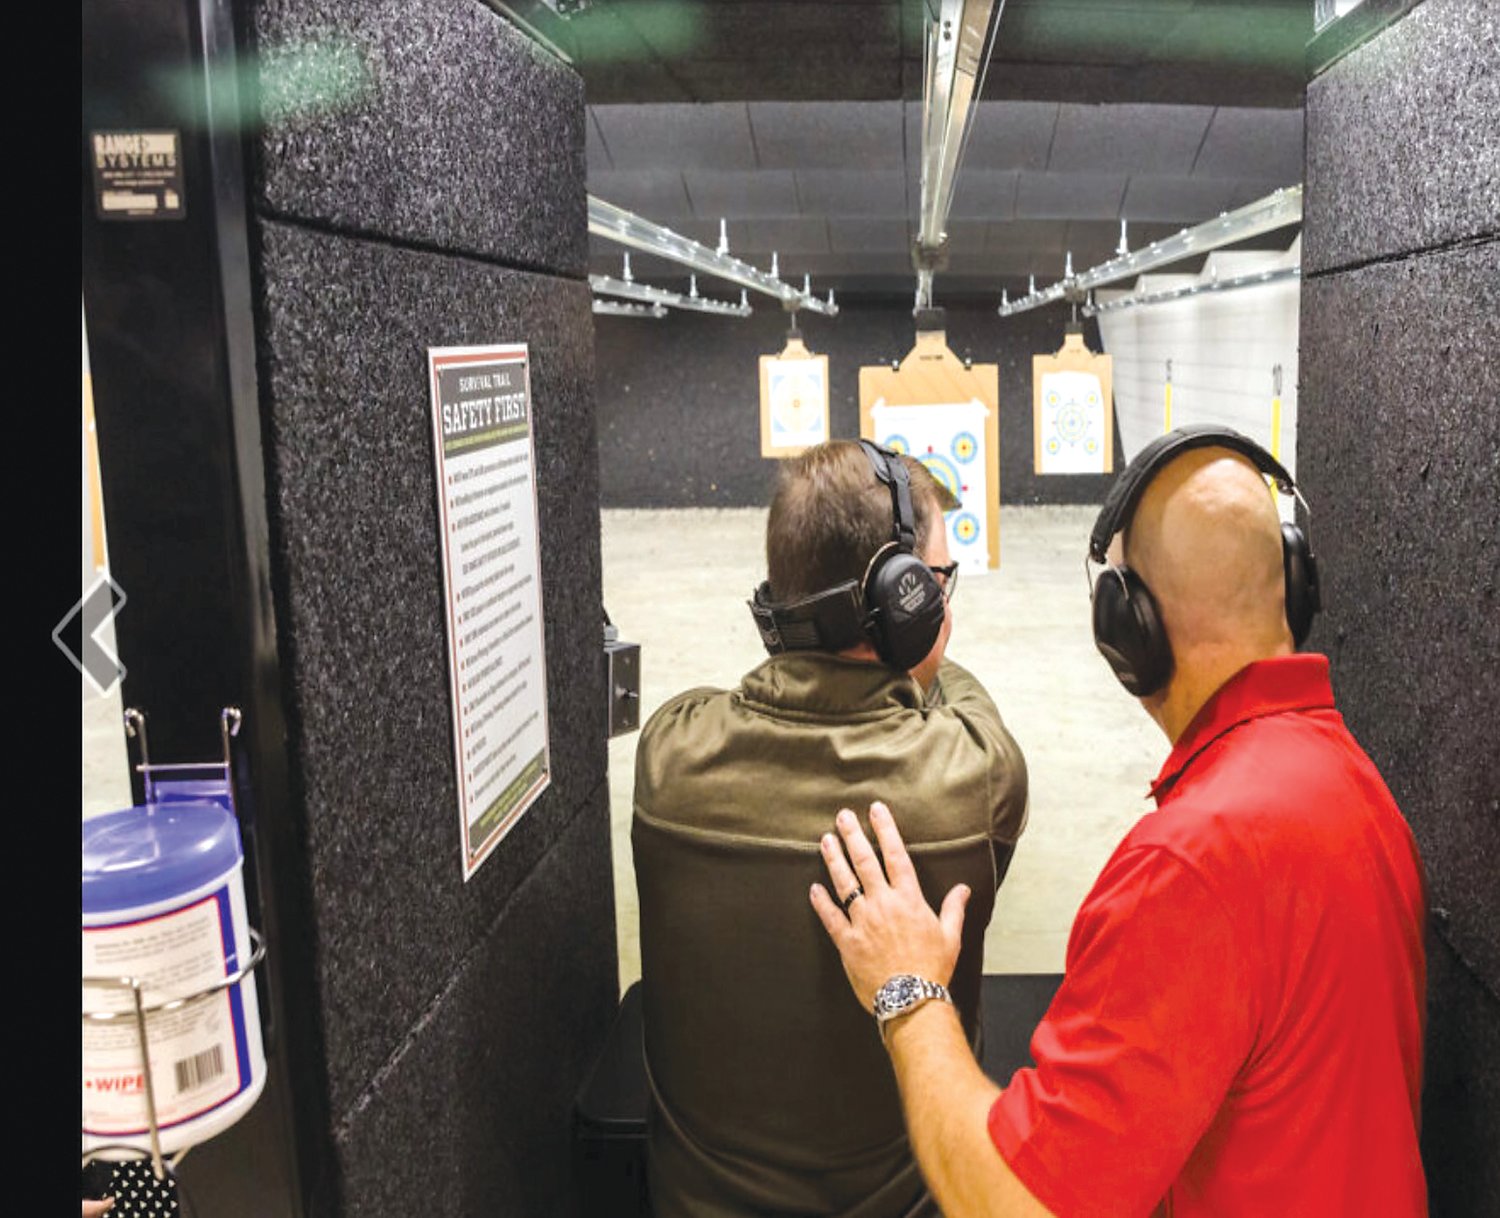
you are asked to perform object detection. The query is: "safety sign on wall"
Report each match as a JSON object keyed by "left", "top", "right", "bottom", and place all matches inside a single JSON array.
[{"left": 428, "top": 344, "right": 551, "bottom": 880}]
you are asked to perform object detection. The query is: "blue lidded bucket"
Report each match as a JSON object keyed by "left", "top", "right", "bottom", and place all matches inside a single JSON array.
[
  {"left": 145, "top": 776, "right": 234, "bottom": 813},
  {"left": 82, "top": 801, "right": 265, "bottom": 1157}
]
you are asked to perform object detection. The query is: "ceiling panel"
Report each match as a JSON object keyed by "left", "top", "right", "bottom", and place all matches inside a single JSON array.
[
  {"left": 827, "top": 218, "right": 911, "bottom": 253},
  {"left": 1193, "top": 107, "right": 1304, "bottom": 180},
  {"left": 796, "top": 169, "right": 908, "bottom": 217},
  {"left": 743, "top": 217, "right": 832, "bottom": 256},
  {"left": 683, "top": 170, "right": 799, "bottom": 218},
  {"left": 948, "top": 170, "right": 1019, "bottom": 221},
  {"left": 749, "top": 101, "right": 907, "bottom": 170},
  {"left": 961, "top": 101, "right": 1060, "bottom": 171},
  {"left": 586, "top": 111, "right": 613, "bottom": 173},
  {"left": 772, "top": 252, "right": 915, "bottom": 277},
  {"left": 985, "top": 219, "right": 1068, "bottom": 255},
  {"left": 667, "top": 56, "right": 905, "bottom": 104},
  {"left": 570, "top": 0, "right": 1310, "bottom": 107},
  {"left": 1121, "top": 174, "right": 1237, "bottom": 222},
  {"left": 1048, "top": 103, "right": 1214, "bottom": 174},
  {"left": 1015, "top": 171, "right": 1129, "bottom": 219},
  {"left": 902, "top": 100, "right": 1060, "bottom": 176},
  {"left": 592, "top": 103, "right": 757, "bottom": 170},
  {"left": 984, "top": 248, "right": 1071, "bottom": 277},
  {"left": 588, "top": 169, "right": 693, "bottom": 219},
  {"left": 943, "top": 221, "right": 989, "bottom": 255},
  {"left": 1154, "top": 7, "right": 1311, "bottom": 77},
  {"left": 998, "top": 6, "right": 1190, "bottom": 67},
  {"left": 620, "top": 3, "right": 903, "bottom": 67}
]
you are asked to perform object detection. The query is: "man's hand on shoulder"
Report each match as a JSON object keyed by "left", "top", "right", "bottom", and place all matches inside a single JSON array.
[
  {"left": 810, "top": 801, "right": 969, "bottom": 1010},
  {"left": 808, "top": 801, "right": 1055, "bottom": 1218}
]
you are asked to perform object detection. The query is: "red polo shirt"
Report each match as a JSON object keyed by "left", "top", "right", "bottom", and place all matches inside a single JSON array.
[{"left": 988, "top": 655, "right": 1427, "bottom": 1217}]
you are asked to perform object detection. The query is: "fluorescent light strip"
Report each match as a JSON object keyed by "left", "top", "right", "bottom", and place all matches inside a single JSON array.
[
  {"left": 998, "top": 186, "right": 1303, "bottom": 318},
  {"left": 588, "top": 196, "right": 837, "bottom": 316},
  {"left": 1083, "top": 266, "right": 1301, "bottom": 317}
]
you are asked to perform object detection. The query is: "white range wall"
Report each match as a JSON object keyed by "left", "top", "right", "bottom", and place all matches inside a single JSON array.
[{"left": 1096, "top": 239, "right": 1302, "bottom": 503}]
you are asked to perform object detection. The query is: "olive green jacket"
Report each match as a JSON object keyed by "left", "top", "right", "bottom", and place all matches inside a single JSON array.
[{"left": 632, "top": 652, "right": 1029, "bottom": 1218}]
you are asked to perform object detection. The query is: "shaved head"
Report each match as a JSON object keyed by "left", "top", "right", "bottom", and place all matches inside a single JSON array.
[{"left": 1124, "top": 447, "right": 1294, "bottom": 664}]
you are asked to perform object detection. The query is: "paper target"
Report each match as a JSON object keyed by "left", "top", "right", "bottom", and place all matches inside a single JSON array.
[
  {"left": 918, "top": 453, "right": 962, "bottom": 502},
  {"left": 1038, "top": 370, "right": 1107, "bottom": 474},
  {"left": 871, "top": 399, "right": 992, "bottom": 573},
  {"left": 764, "top": 359, "right": 829, "bottom": 451},
  {"left": 760, "top": 345, "right": 830, "bottom": 458}
]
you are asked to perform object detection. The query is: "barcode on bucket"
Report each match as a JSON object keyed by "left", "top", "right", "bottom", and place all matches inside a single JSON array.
[{"left": 174, "top": 1046, "right": 225, "bottom": 1093}]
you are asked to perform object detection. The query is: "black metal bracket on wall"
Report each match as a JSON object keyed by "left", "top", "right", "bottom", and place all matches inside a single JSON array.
[{"left": 82, "top": 0, "right": 330, "bottom": 1212}]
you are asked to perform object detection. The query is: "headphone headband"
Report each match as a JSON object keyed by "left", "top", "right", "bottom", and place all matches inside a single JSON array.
[
  {"left": 1088, "top": 424, "right": 1299, "bottom": 564},
  {"left": 749, "top": 579, "right": 865, "bottom": 654},
  {"left": 860, "top": 440, "right": 917, "bottom": 551},
  {"left": 1087, "top": 423, "right": 1322, "bottom": 696}
]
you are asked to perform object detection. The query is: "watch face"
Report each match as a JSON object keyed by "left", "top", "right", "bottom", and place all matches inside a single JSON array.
[{"left": 877, "top": 974, "right": 924, "bottom": 1016}]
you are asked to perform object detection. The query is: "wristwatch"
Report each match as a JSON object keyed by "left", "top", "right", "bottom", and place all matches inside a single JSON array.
[{"left": 872, "top": 973, "right": 953, "bottom": 1029}]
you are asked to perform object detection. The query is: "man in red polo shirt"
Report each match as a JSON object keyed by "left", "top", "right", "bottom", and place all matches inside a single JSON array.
[{"left": 810, "top": 436, "right": 1428, "bottom": 1217}]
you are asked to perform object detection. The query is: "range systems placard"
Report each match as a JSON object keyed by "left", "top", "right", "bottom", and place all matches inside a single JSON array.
[
  {"left": 90, "top": 130, "right": 186, "bottom": 220},
  {"left": 428, "top": 345, "right": 551, "bottom": 879}
]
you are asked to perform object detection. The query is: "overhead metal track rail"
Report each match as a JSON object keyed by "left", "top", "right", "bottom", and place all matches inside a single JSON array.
[
  {"left": 997, "top": 186, "right": 1304, "bottom": 318},
  {"left": 588, "top": 196, "right": 838, "bottom": 316},
  {"left": 914, "top": 0, "right": 1005, "bottom": 311},
  {"left": 1085, "top": 265, "right": 1302, "bottom": 317},
  {"left": 593, "top": 299, "right": 666, "bottom": 319},
  {"left": 591, "top": 261, "right": 752, "bottom": 318}
]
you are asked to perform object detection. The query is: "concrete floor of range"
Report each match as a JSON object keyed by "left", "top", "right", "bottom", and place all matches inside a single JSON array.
[
  {"left": 604, "top": 505, "right": 1163, "bottom": 989},
  {"left": 82, "top": 505, "right": 1167, "bottom": 988}
]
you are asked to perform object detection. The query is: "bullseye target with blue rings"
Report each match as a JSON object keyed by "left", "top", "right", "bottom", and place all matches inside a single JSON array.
[
  {"left": 951, "top": 431, "right": 978, "bottom": 463},
  {"left": 918, "top": 453, "right": 962, "bottom": 502},
  {"left": 951, "top": 512, "right": 981, "bottom": 547},
  {"left": 881, "top": 434, "right": 910, "bottom": 455}
]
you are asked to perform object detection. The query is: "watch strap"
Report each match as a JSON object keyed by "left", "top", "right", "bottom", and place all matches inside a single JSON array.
[{"left": 872, "top": 973, "right": 953, "bottom": 1026}]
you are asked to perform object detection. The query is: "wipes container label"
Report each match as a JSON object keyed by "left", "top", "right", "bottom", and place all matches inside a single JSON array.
[{"left": 82, "top": 890, "right": 249, "bottom": 1135}]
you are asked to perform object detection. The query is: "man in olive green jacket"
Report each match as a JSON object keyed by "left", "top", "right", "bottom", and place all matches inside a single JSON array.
[{"left": 633, "top": 439, "right": 1029, "bottom": 1218}]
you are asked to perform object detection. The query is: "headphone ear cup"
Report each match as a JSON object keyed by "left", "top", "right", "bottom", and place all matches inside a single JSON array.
[
  {"left": 863, "top": 549, "right": 946, "bottom": 671},
  {"left": 1281, "top": 522, "right": 1321, "bottom": 647},
  {"left": 1092, "top": 566, "right": 1173, "bottom": 697}
]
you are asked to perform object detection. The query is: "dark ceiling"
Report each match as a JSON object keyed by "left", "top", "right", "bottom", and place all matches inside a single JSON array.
[{"left": 528, "top": 0, "right": 1314, "bottom": 301}]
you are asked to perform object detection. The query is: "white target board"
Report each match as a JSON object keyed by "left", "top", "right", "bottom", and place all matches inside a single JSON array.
[
  {"left": 759, "top": 339, "right": 829, "bottom": 457},
  {"left": 870, "top": 399, "right": 992, "bottom": 574},
  {"left": 1038, "top": 370, "right": 1109, "bottom": 473}
]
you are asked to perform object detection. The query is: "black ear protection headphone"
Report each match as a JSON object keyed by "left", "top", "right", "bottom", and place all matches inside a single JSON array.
[
  {"left": 749, "top": 440, "right": 948, "bottom": 671},
  {"left": 1088, "top": 424, "right": 1322, "bottom": 698}
]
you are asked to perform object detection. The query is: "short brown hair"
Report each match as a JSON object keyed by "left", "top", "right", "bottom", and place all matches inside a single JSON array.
[{"left": 766, "top": 440, "right": 951, "bottom": 602}]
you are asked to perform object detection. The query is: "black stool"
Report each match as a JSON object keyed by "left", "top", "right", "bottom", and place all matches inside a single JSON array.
[
  {"left": 574, "top": 981, "right": 650, "bottom": 1218},
  {"left": 572, "top": 974, "right": 1064, "bottom": 1218}
]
